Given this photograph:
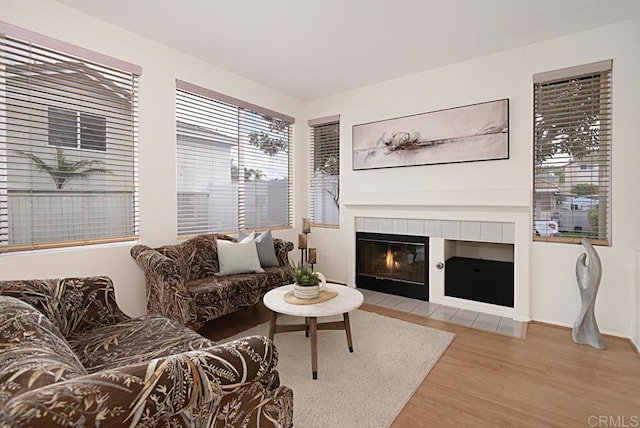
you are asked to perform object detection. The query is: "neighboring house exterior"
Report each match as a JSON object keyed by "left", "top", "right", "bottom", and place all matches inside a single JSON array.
[
  {"left": 534, "top": 157, "right": 601, "bottom": 234},
  {"left": 177, "top": 121, "right": 238, "bottom": 233},
  {"left": 533, "top": 167, "right": 561, "bottom": 222},
  {"left": 559, "top": 158, "right": 601, "bottom": 195},
  {"left": 2, "top": 60, "right": 136, "bottom": 246},
  {"left": 558, "top": 157, "right": 601, "bottom": 233},
  {"left": 559, "top": 196, "right": 598, "bottom": 211}
]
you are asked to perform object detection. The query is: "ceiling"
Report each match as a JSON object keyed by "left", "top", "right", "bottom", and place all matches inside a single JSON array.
[{"left": 56, "top": 0, "right": 640, "bottom": 101}]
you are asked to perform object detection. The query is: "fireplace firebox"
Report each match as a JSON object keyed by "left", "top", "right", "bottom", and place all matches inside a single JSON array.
[{"left": 355, "top": 232, "right": 429, "bottom": 300}]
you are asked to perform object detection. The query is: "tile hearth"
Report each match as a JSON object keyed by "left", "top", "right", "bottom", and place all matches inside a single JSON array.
[{"left": 360, "top": 289, "right": 525, "bottom": 339}]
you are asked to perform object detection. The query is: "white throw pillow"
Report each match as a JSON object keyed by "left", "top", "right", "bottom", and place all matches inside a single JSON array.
[{"left": 216, "top": 239, "right": 264, "bottom": 276}]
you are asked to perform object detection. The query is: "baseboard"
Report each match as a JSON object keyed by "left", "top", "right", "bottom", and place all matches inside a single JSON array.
[
  {"left": 531, "top": 319, "right": 630, "bottom": 340},
  {"left": 530, "top": 320, "right": 573, "bottom": 331},
  {"left": 531, "top": 320, "right": 639, "bottom": 357}
]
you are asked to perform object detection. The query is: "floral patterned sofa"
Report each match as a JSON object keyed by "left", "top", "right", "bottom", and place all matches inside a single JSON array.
[
  {"left": 0, "top": 276, "right": 293, "bottom": 427},
  {"left": 130, "top": 233, "right": 294, "bottom": 330}
]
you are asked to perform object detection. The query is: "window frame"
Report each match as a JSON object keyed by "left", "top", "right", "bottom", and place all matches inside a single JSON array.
[
  {"left": 308, "top": 115, "right": 340, "bottom": 228},
  {"left": 0, "top": 21, "right": 141, "bottom": 253},
  {"left": 532, "top": 60, "right": 612, "bottom": 246},
  {"left": 175, "top": 80, "right": 295, "bottom": 238}
]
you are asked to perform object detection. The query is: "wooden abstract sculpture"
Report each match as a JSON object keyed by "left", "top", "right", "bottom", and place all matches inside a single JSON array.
[{"left": 572, "top": 238, "right": 606, "bottom": 349}]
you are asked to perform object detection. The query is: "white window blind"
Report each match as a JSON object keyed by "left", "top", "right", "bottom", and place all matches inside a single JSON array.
[
  {"left": 308, "top": 115, "right": 339, "bottom": 227},
  {"left": 176, "top": 81, "right": 293, "bottom": 237},
  {"left": 0, "top": 23, "right": 140, "bottom": 252},
  {"left": 533, "top": 60, "right": 612, "bottom": 245}
]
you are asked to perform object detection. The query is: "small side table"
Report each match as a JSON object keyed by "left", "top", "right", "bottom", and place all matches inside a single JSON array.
[{"left": 263, "top": 283, "right": 364, "bottom": 379}]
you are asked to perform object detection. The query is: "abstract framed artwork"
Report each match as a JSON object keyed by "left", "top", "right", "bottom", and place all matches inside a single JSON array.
[{"left": 352, "top": 98, "right": 509, "bottom": 170}]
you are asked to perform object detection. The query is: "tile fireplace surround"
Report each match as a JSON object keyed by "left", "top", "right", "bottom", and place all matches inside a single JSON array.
[
  {"left": 355, "top": 217, "right": 515, "bottom": 244},
  {"left": 354, "top": 216, "right": 525, "bottom": 320}
]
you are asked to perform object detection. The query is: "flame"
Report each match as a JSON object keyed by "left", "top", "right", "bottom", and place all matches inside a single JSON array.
[{"left": 385, "top": 248, "right": 394, "bottom": 270}]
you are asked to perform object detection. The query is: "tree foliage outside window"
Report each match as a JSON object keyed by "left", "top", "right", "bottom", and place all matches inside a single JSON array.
[
  {"left": 534, "top": 75, "right": 602, "bottom": 166},
  {"left": 15, "top": 147, "right": 111, "bottom": 190},
  {"left": 572, "top": 183, "right": 598, "bottom": 196},
  {"left": 248, "top": 116, "right": 289, "bottom": 156}
]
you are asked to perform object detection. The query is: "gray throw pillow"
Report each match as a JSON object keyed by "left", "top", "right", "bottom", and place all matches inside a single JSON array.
[
  {"left": 238, "top": 229, "right": 280, "bottom": 267},
  {"left": 237, "top": 230, "right": 251, "bottom": 242},
  {"left": 255, "top": 229, "right": 280, "bottom": 267}
]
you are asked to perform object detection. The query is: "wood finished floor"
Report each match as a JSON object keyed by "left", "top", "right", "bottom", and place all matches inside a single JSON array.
[{"left": 199, "top": 303, "right": 640, "bottom": 428}]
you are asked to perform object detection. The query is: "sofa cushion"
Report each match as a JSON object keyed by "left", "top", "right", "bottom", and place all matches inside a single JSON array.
[
  {"left": 0, "top": 296, "right": 87, "bottom": 406},
  {"left": 216, "top": 239, "right": 264, "bottom": 276},
  {"left": 188, "top": 272, "right": 265, "bottom": 305},
  {"left": 67, "top": 315, "right": 214, "bottom": 373},
  {"left": 187, "top": 266, "right": 293, "bottom": 305}
]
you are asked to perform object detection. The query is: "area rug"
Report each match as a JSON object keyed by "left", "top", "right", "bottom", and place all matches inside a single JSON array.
[{"left": 224, "top": 309, "right": 455, "bottom": 427}]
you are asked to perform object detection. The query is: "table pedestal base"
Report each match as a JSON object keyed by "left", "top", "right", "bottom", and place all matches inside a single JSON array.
[{"left": 268, "top": 311, "right": 354, "bottom": 379}]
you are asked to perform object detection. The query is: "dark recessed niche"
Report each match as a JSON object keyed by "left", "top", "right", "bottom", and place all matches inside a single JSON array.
[{"left": 443, "top": 240, "right": 514, "bottom": 308}]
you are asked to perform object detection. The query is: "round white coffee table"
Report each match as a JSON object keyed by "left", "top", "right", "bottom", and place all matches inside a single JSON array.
[{"left": 263, "top": 283, "right": 364, "bottom": 379}]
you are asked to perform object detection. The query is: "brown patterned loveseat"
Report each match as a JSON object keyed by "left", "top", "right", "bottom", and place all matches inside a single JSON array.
[
  {"left": 0, "top": 276, "right": 293, "bottom": 427},
  {"left": 131, "top": 233, "right": 295, "bottom": 330}
]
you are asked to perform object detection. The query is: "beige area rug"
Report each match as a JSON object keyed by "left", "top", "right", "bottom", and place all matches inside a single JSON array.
[{"left": 224, "top": 309, "right": 455, "bottom": 428}]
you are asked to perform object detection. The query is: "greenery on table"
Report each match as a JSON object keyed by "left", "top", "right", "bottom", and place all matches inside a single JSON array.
[{"left": 290, "top": 264, "right": 320, "bottom": 286}]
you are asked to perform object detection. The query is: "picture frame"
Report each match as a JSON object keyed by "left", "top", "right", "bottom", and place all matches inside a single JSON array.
[{"left": 352, "top": 98, "right": 509, "bottom": 170}]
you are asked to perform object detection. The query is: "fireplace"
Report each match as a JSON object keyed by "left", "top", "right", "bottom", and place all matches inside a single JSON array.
[
  {"left": 355, "top": 232, "right": 429, "bottom": 300},
  {"left": 351, "top": 215, "right": 525, "bottom": 319}
]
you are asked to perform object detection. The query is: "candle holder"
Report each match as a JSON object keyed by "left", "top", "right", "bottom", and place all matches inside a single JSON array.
[
  {"left": 299, "top": 218, "right": 316, "bottom": 270},
  {"left": 308, "top": 248, "right": 317, "bottom": 265}
]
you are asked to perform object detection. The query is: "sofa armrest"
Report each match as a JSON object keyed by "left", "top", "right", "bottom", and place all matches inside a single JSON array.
[
  {"left": 3, "top": 335, "right": 287, "bottom": 428},
  {"left": 130, "top": 245, "right": 196, "bottom": 328},
  {"left": 0, "top": 276, "right": 130, "bottom": 337},
  {"left": 273, "top": 238, "right": 294, "bottom": 267}
]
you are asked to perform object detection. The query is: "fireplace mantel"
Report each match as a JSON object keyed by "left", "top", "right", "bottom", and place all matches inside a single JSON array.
[{"left": 342, "top": 188, "right": 530, "bottom": 209}]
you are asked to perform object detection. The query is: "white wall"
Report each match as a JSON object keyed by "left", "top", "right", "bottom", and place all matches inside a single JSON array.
[
  {"left": 304, "top": 19, "right": 640, "bottom": 338},
  {"left": 0, "top": 0, "right": 304, "bottom": 317}
]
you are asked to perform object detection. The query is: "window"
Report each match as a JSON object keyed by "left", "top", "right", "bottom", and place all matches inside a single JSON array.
[
  {"left": 0, "top": 23, "right": 141, "bottom": 252},
  {"left": 48, "top": 107, "right": 107, "bottom": 151},
  {"left": 175, "top": 80, "right": 293, "bottom": 236},
  {"left": 533, "top": 60, "right": 612, "bottom": 245},
  {"left": 308, "top": 115, "right": 340, "bottom": 227}
]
